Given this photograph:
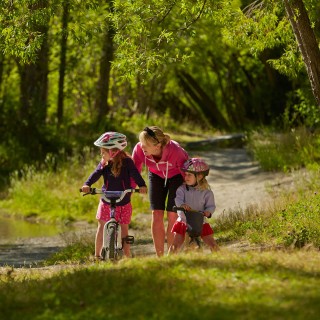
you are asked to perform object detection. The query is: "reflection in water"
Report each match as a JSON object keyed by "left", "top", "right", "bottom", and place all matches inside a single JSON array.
[{"left": 0, "top": 215, "right": 65, "bottom": 243}]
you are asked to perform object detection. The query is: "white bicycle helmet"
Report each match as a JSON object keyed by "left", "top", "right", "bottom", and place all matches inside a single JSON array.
[
  {"left": 94, "top": 132, "right": 127, "bottom": 150},
  {"left": 182, "top": 158, "right": 210, "bottom": 176}
]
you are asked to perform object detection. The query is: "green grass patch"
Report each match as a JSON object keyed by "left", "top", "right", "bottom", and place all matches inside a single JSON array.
[
  {"left": 215, "top": 189, "right": 320, "bottom": 249},
  {"left": 247, "top": 127, "right": 320, "bottom": 172},
  {"left": 0, "top": 151, "right": 150, "bottom": 224},
  {"left": 1, "top": 251, "right": 319, "bottom": 320},
  {"left": 1, "top": 128, "right": 320, "bottom": 319}
]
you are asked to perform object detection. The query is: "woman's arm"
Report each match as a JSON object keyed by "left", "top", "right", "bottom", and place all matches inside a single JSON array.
[
  {"left": 127, "top": 158, "right": 147, "bottom": 188},
  {"left": 132, "top": 143, "right": 144, "bottom": 173}
]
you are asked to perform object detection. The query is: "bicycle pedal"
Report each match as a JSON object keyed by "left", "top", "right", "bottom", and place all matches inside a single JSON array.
[{"left": 123, "top": 235, "right": 134, "bottom": 244}]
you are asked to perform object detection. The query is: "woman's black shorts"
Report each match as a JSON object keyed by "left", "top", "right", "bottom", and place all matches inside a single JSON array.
[{"left": 148, "top": 171, "right": 184, "bottom": 211}]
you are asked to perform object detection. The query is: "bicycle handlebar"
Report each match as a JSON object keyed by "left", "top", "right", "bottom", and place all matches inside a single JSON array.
[
  {"left": 80, "top": 188, "right": 140, "bottom": 204},
  {"left": 172, "top": 206, "right": 204, "bottom": 215}
]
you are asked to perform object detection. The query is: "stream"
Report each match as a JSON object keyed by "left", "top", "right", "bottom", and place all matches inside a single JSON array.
[
  {"left": 0, "top": 215, "right": 64, "bottom": 242},
  {"left": 0, "top": 214, "right": 77, "bottom": 267},
  {"left": 0, "top": 213, "right": 155, "bottom": 267}
]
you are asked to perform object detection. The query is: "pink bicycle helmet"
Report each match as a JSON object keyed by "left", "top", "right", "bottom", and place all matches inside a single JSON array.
[
  {"left": 94, "top": 132, "right": 127, "bottom": 150},
  {"left": 182, "top": 158, "right": 210, "bottom": 176}
]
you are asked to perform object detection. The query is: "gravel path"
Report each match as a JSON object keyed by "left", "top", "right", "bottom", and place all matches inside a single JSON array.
[
  {"left": 197, "top": 149, "right": 293, "bottom": 215},
  {"left": 0, "top": 146, "right": 294, "bottom": 267}
]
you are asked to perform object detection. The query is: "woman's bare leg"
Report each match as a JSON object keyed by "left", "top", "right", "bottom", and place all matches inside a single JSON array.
[
  {"left": 95, "top": 220, "right": 106, "bottom": 257},
  {"left": 152, "top": 210, "right": 165, "bottom": 256},
  {"left": 166, "top": 211, "right": 178, "bottom": 249}
]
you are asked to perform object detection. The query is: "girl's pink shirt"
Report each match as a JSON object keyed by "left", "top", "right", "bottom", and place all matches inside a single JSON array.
[{"left": 132, "top": 140, "right": 188, "bottom": 180}]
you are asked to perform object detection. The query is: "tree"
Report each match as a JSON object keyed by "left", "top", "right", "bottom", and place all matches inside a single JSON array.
[
  {"left": 94, "top": 0, "right": 115, "bottom": 121},
  {"left": 17, "top": 1, "right": 50, "bottom": 135},
  {"left": 283, "top": 0, "right": 320, "bottom": 106},
  {"left": 57, "top": 0, "right": 70, "bottom": 127}
]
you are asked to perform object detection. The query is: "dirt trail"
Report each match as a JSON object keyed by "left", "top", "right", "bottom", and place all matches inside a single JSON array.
[
  {"left": 0, "top": 147, "right": 294, "bottom": 267},
  {"left": 197, "top": 148, "right": 293, "bottom": 215}
]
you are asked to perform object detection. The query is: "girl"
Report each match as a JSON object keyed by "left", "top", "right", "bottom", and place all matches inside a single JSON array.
[
  {"left": 132, "top": 126, "right": 189, "bottom": 256},
  {"left": 168, "top": 158, "right": 219, "bottom": 254},
  {"left": 81, "top": 132, "right": 147, "bottom": 258}
]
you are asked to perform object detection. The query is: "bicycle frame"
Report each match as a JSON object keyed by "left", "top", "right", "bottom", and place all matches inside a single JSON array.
[
  {"left": 173, "top": 206, "right": 204, "bottom": 249},
  {"left": 81, "top": 188, "right": 139, "bottom": 260}
]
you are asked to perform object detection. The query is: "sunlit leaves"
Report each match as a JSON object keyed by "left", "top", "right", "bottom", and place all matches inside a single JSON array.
[
  {"left": 0, "top": 0, "right": 53, "bottom": 63},
  {"left": 268, "top": 45, "right": 304, "bottom": 79},
  {"left": 111, "top": 0, "right": 215, "bottom": 77}
]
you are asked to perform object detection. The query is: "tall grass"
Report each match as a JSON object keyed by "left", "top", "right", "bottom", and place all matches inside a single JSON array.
[
  {"left": 247, "top": 127, "right": 320, "bottom": 172},
  {"left": 0, "top": 149, "right": 150, "bottom": 224},
  {"left": 215, "top": 192, "right": 320, "bottom": 249}
]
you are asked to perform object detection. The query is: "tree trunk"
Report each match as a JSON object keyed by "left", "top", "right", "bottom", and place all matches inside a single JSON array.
[
  {"left": 0, "top": 53, "right": 3, "bottom": 94},
  {"left": 178, "top": 71, "right": 230, "bottom": 130},
  {"left": 94, "top": 0, "right": 115, "bottom": 121},
  {"left": 19, "top": 37, "right": 49, "bottom": 126},
  {"left": 57, "top": 0, "right": 70, "bottom": 127},
  {"left": 283, "top": 0, "right": 320, "bottom": 106},
  {"left": 18, "top": 1, "right": 49, "bottom": 156}
]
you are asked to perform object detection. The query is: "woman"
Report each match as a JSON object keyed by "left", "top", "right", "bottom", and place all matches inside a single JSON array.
[{"left": 132, "top": 126, "right": 188, "bottom": 256}]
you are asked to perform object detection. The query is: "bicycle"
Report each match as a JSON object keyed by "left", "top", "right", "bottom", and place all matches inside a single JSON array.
[
  {"left": 172, "top": 206, "right": 205, "bottom": 250},
  {"left": 80, "top": 188, "right": 139, "bottom": 260}
]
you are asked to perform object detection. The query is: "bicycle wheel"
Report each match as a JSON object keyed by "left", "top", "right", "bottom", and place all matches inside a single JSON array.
[
  {"left": 101, "top": 247, "right": 106, "bottom": 260},
  {"left": 107, "top": 224, "right": 116, "bottom": 260}
]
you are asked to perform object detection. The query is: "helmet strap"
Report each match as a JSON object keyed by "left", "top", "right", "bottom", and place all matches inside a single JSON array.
[
  {"left": 109, "top": 150, "right": 120, "bottom": 159},
  {"left": 186, "top": 181, "right": 198, "bottom": 190}
]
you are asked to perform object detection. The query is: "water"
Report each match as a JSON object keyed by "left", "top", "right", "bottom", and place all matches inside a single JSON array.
[
  {"left": 0, "top": 214, "right": 76, "bottom": 267},
  {"left": 0, "top": 213, "right": 155, "bottom": 266},
  {"left": 0, "top": 215, "right": 66, "bottom": 243}
]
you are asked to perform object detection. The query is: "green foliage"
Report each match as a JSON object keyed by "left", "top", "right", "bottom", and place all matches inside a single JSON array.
[
  {"left": 216, "top": 179, "right": 320, "bottom": 249},
  {"left": 268, "top": 45, "right": 305, "bottom": 79},
  {"left": 223, "top": 1, "right": 297, "bottom": 69},
  {"left": 1, "top": 0, "right": 319, "bottom": 183},
  {"left": 247, "top": 128, "right": 320, "bottom": 172},
  {"left": 120, "top": 109, "right": 174, "bottom": 138},
  {"left": 112, "top": 0, "right": 209, "bottom": 77},
  {"left": 0, "top": 148, "right": 150, "bottom": 223},
  {"left": 280, "top": 194, "right": 320, "bottom": 248},
  {"left": 0, "top": 0, "right": 53, "bottom": 62},
  {"left": 45, "top": 233, "right": 94, "bottom": 264},
  {"left": 284, "top": 89, "right": 320, "bottom": 127},
  {"left": 1, "top": 252, "right": 320, "bottom": 319}
]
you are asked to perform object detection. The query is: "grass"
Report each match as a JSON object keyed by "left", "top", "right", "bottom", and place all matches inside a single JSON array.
[
  {"left": 1, "top": 251, "right": 319, "bottom": 320},
  {"left": 247, "top": 127, "right": 320, "bottom": 172},
  {"left": 214, "top": 189, "right": 320, "bottom": 249},
  {"left": 0, "top": 150, "right": 151, "bottom": 224},
  {"left": 1, "top": 126, "right": 320, "bottom": 319}
]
